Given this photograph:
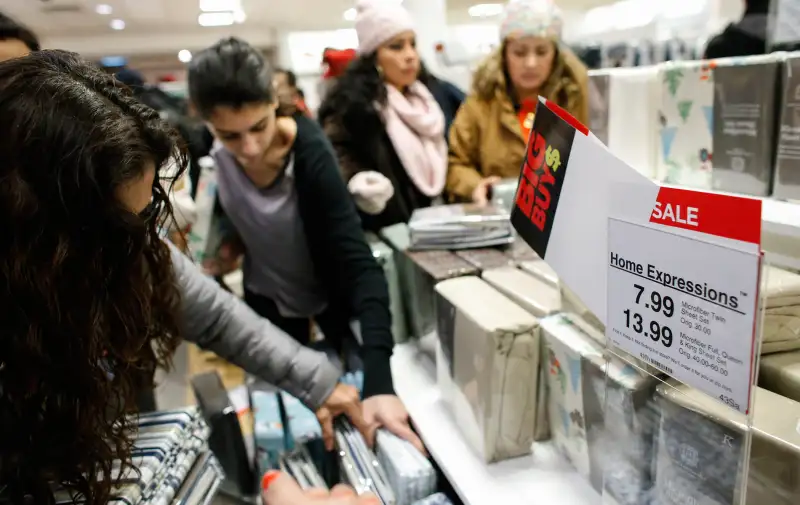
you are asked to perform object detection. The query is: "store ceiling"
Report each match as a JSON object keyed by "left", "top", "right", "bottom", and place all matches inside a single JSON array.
[{"left": 2, "top": 0, "right": 616, "bottom": 36}]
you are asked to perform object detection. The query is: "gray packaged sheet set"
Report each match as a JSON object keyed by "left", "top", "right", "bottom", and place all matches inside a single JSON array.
[
  {"left": 774, "top": 53, "right": 800, "bottom": 199},
  {"left": 540, "top": 313, "right": 661, "bottom": 505},
  {"left": 406, "top": 250, "right": 478, "bottom": 340},
  {"left": 454, "top": 247, "right": 515, "bottom": 271},
  {"left": 366, "top": 232, "right": 407, "bottom": 343},
  {"left": 655, "top": 383, "right": 800, "bottom": 505},
  {"left": 379, "top": 223, "right": 478, "bottom": 340},
  {"left": 435, "top": 275, "right": 540, "bottom": 463},
  {"left": 712, "top": 54, "right": 783, "bottom": 196}
]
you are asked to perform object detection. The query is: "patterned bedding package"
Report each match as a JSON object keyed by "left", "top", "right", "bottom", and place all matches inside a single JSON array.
[{"left": 540, "top": 313, "right": 661, "bottom": 505}]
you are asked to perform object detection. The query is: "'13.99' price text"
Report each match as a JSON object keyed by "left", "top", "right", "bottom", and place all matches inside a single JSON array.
[{"left": 622, "top": 284, "right": 675, "bottom": 348}]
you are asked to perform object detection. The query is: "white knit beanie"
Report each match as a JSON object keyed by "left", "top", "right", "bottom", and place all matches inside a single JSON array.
[
  {"left": 354, "top": 0, "right": 415, "bottom": 55},
  {"left": 499, "top": 0, "right": 563, "bottom": 42}
]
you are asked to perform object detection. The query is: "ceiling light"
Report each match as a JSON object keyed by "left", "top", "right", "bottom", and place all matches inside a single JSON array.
[
  {"left": 343, "top": 8, "right": 356, "bottom": 21},
  {"left": 233, "top": 8, "right": 247, "bottom": 23},
  {"left": 468, "top": 3, "right": 504, "bottom": 18},
  {"left": 178, "top": 50, "right": 193, "bottom": 63},
  {"left": 95, "top": 4, "right": 112, "bottom": 15},
  {"left": 198, "top": 12, "right": 235, "bottom": 27},
  {"left": 110, "top": 19, "right": 126, "bottom": 30},
  {"left": 199, "top": 0, "right": 241, "bottom": 12}
]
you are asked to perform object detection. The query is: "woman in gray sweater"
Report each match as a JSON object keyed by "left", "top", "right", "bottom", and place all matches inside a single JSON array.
[{"left": 0, "top": 50, "right": 365, "bottom": 503}]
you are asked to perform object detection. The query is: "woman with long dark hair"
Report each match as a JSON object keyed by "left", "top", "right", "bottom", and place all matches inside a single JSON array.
[
  {"left": 0, "top": 50, "right": 365, "bottom": 504},
  {"left": 187, "top": 36, "right": 423, "bottom": 455},
  {"left": 317, "top": 0, "right": 464, "bottom": 232}
]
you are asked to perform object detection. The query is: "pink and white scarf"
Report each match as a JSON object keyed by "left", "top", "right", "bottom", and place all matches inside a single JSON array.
[{"left": 382, "top": 82, "right": 448, "bottom": 197}]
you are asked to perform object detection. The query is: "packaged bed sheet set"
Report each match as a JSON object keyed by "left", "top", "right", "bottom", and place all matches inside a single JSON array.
[
  {"left": 711, "top": 54, "right": 783, "bottom": 196},
  {"left": 379, "top": 223, "right": 478, "bottom": 340},
  {"left": 55, "top": 408, "right": 223, "bottom": 505},
  {"left": 655, "top": 383, "right": 800, "bottom": 505},
  {"left": 481, "top": 265, "right": 561, "bottom": 441},
  {"left": 434, "top": 275, "right": 541, "bottom": 463},
  {"left": 590, "top": 67, "right": 660, "bottom": 179},
  {"left": 774, "top": 53, "right": 800, "bottom": 199},
  {"left": 761, "top": 265, "right": 800, "bottom": 354},
  {"left": 540, "top": 313, "right": 661, "bottom": 505},
  {"left": 759, "top": 349, "right": 800, "bottom": 402}
]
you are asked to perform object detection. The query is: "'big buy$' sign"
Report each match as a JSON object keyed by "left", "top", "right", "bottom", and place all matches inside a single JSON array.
[{"left": 515, "top": 131, "right": 562, "bottom": 232}]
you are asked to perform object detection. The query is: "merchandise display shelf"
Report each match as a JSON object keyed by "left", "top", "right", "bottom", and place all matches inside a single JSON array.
[{"left": 391, "top": 342, "right": 599, "bottom": 505}]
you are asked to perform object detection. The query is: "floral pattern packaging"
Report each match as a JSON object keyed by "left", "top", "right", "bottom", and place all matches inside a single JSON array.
[
  {"left": 657, "top": 60, "right": 716, "bottom": 188},
  {"left": 540, "top": 313, "right": 660, "bottom": 505}
]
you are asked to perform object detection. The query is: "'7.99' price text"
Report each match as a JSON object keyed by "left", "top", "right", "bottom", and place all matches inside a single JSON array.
[{"left": 622, "top": 284, "right": 675, "bottom": 348}]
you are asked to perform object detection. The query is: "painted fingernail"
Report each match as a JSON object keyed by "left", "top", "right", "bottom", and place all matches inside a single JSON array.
[{"left": 261, "top": 470, "right": 281, "bottom": 491}]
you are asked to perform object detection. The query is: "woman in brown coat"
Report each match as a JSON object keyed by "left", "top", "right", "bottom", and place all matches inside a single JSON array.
[{"left": 447, "top": 0, "right": 589, "bottom": 204}]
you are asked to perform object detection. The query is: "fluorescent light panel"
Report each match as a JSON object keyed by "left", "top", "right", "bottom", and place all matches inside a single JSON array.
[
  {"left": 198, "top": 12, "right": 235, "bottom": 26},
  {"left": 468, "top": 3, "right": 503, "bottom": 18},
  {"left": 110, "top": 19, "right": 126, "bottom": 30},
  {"left": 95, "top": 4, "right": 113, "bottom": 15},
  {"left": 199, "top": 0, "right": 241, "bottom": 12}
]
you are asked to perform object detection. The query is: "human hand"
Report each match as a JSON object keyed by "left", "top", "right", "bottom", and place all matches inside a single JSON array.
[
  {"left": 261, "top": 471, "right": 380, "bottom": 505},
  {"left": 202, "top": 240, "right": 243, "bottom": 276},
  {"left": 471, "top": 176, "right": 502, "bottom": 206},
  {"left": 362, "top": 394, "right": 426, "bottom": 455},
  {"left": 316, "top": 383, "right": 371, "bottom": 451}
]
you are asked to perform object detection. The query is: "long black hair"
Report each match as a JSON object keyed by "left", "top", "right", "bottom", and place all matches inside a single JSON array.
[
  {"left": 0, "top": 50, "right": 186, "bottom": 504},
  {"left": 317, "top": 52, "right": 435, "bottom": 127}
]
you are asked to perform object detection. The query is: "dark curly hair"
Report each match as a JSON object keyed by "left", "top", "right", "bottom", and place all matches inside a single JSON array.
[
  {"left": 317, "top": 52, "right": 434, "bottom": 128},
  {"left": 0, "top": 51, "right": 186, "bottom": 503}
]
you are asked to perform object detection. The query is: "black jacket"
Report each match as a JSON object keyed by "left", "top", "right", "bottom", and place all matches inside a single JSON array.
[
  {"left": 704, "top": 14, "right": 769, "bottom": 59},
  {"left": 217, "top": 116, "right": 395, "bottom": 397},
  {"left": 319, "top": 76, "right": 465, "bottom": 232}
]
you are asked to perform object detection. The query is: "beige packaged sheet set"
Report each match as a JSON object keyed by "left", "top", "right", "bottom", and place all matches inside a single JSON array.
[
  {"left": 759, "top": 350, "right": 800, "bottom": 402},
  {"left": 761, "top": 266, "right": 800, "bottom": 354},
  {"left": 481, "top": 266, "right": 562, "bottom": 441},
  {"left": 434, "top": 275, "right": 540, "bottom": 463},
  {"left": 519, "top": 259, "right": 560, "bottom": 289}
]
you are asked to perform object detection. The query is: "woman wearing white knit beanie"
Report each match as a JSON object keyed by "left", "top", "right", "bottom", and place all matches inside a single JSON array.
[{"left": 318, "top": 0, "right": 465, "bottom": 232}]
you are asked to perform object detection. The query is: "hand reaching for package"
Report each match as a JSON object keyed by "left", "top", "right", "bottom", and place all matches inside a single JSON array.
[
  {"left": 261, "top": 471, "right": 380, "bottom": 505},
  {"left": 363, "top": 394, "right": 426, "bottom": 455},
  {"left": 316, "top": 383, "right": 371, "bottom": 451},
  {"left": 471, "top": 176, "right": 501, "bottom": 206}
]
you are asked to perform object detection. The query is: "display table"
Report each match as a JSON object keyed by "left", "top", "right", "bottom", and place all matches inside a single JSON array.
[{"left": 391, "top": 343, "right": 599, "bottom": 505}]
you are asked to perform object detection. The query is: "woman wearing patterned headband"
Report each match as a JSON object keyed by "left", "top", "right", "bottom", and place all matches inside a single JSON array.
[{"left": 447, "top": 0, "right": 588, "bottom": 205}]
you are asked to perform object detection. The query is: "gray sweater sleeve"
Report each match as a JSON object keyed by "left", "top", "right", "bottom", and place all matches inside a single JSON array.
[{"left": 168, "top": 241, "right": 340, "bottom": 410}]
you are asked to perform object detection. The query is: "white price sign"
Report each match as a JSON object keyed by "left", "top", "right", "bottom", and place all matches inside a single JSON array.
[{"left": 606, "top": 218, "right": 761, "bottom": 414}]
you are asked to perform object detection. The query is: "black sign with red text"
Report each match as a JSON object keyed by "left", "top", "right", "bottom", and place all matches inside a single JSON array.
[{"left": 510, "top": 100, "right": 579, "bottom": 258}]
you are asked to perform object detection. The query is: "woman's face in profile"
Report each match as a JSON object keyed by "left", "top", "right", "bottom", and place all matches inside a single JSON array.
[
  {"left": 376, "top": 30, "right": 420, "bottom": 90},
  {"left": 115, "top": 161, "right": 156, "bottom": 215}
]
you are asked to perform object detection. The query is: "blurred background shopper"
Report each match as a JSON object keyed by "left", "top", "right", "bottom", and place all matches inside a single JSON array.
[
  {"left": 188, "top": 38, "right": 424, "bottom": 453},
  {"left": 704, "top": 0, "right": 772, "bottom": 58},
  {"left": 446, "top": 0, "right": 588, "bottom": 205},
  {"left": 275, "top": 67, "right": 313, "bottom": 117},
  {"left": 0, "top": 11, "right": 38, "bottom": 62},
  {"left": 318, "top": 0, "right": 464, "bottom": 232}
]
